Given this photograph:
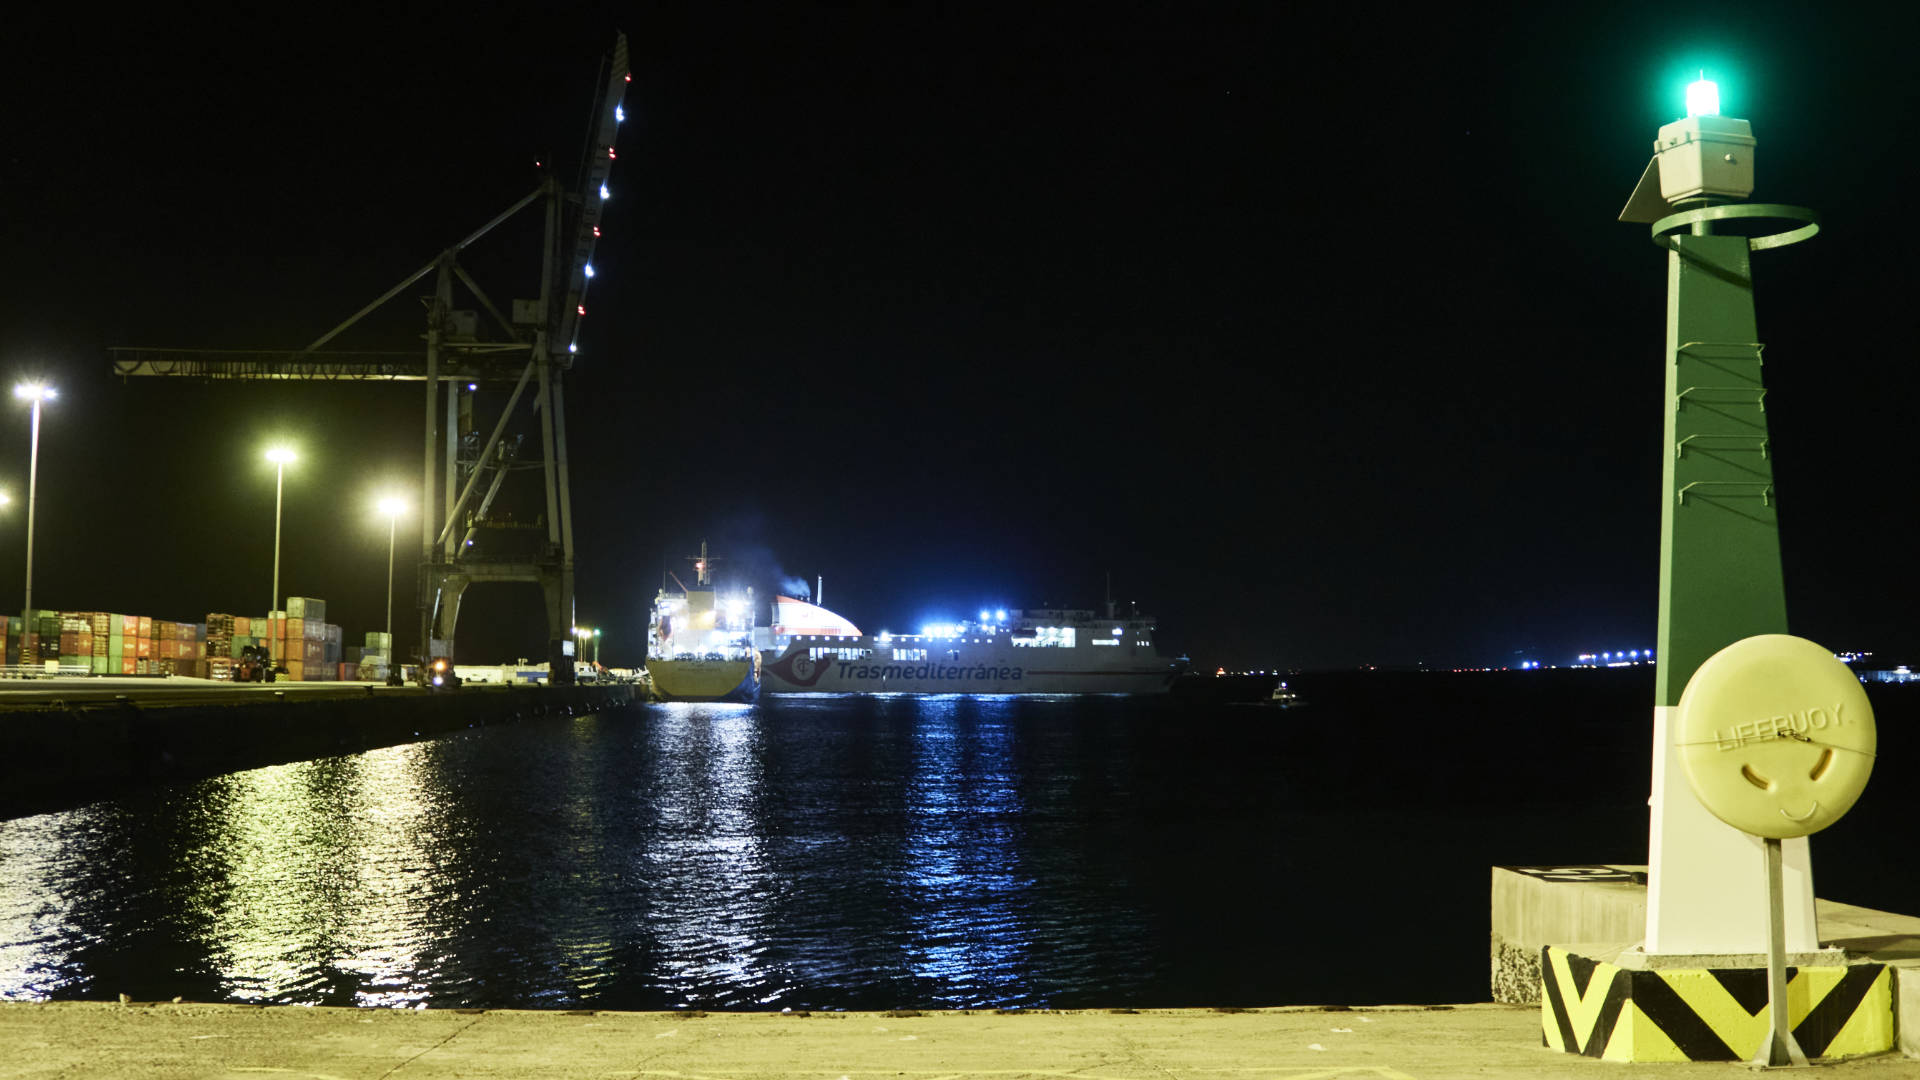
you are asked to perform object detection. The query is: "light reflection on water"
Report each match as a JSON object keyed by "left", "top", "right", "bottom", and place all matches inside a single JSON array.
[
  {"left": 902, "top": 697, "right": 1034, "bottom": 1007},
  {"left": 0, "top": 688, "right": 1666, "bottom": 1008}
]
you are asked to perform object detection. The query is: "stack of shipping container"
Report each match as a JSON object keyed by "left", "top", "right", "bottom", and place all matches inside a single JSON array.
[{"left": 3, "top": 596, "right": 392, "bottom": 682}]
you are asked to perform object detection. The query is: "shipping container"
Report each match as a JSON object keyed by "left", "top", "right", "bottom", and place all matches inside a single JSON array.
[
  {"left": 120, "top": 657, "right": 136, "bottom": 675},
  {"left": 287, "top": 597, "right": 326, "bottom": 623}
]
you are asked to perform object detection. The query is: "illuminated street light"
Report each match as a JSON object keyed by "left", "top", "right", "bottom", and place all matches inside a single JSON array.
[
  {"left": 13, "top": 383, "right": 55, "bottom": 627},
  {"left": 265, "top": 446, "right": 296, "bottom": 666},
  {"left": 378, "top": 496, "right": 406, "bottom": 659}
]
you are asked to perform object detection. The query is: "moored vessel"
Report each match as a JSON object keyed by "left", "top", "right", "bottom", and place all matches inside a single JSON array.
[
  {"left": 646, "top": 542, "right": 760, "bottom": 702},
  {"left": 754, "top": 593, "right": 1185, "bottom": 694}
]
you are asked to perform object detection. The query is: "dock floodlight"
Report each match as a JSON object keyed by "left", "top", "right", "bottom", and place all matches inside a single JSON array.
[
  {"left": 12, "top": 383, "right": 55, "bottom": 401},
  {"left": 265, "top": 446, "right": 296, "bottom": 464}
]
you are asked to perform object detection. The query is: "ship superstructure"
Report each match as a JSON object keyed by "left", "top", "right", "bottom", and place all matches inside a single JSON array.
[
  {"left": 646, "top": 542, "right": 760, "bottom": 701},
  {"left": 754, "top": 594, "right": 1183, "bottom": 694}
]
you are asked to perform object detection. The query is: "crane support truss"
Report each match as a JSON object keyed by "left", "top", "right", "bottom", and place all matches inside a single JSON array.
[{"left": 107, "top": 33, "right": 631, "bottom": 685}]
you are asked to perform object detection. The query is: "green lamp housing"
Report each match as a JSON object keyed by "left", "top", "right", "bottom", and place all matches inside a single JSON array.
[{"left": 1655, "top": 115, "right": 1756, "bottom": 202}]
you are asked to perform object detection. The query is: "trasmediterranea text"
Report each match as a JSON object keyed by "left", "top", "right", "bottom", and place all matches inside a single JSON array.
[{"left": 838, "top": 662, "right": 1023, "bottom": 681}]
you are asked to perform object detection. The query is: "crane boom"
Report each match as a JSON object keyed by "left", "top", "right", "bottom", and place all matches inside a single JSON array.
[{"left": 555, "top": 32, "right": 630, "bottom": 360}]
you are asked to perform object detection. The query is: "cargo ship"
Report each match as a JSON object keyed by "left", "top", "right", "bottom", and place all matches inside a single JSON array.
[
  {"left": 645, "top": 543, "right": 760, "bottom": 702},
  {"left": 754, "top": 594, "right": 1185, "bottom": 694}
]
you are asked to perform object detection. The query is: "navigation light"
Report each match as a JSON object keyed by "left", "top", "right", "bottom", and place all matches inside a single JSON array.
[{"left": 1685, "top": 73, "right": 1720, "bottom": 118}]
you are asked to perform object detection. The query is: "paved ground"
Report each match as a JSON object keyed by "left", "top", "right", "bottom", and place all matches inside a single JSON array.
[{"left": 2, "top": 1001, "right": 1916, "bottom": 1079}]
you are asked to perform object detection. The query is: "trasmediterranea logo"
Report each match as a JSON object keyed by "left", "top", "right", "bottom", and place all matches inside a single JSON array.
[{"left": 764, "top": 645, "right": 833, "bottom": 687}]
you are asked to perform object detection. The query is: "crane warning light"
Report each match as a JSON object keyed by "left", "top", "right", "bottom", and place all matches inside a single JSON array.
[
  {"left": 599, "top": 183, "right": 610, "bottom": 200},
  {"left": 608, "top": 147, "right": 616, "bottom": 159},
  {"left": 577, "top": 305, "right": 586, "bottom": 316},
  {"left": 1686, "top": 73, "right": 1721, "bottom": 118},
  {"left": 593, "top": 226, "right": 601, "bottom": 237},
  {"left": 616, "top": 105, "right": 625, "bottom": 122}
]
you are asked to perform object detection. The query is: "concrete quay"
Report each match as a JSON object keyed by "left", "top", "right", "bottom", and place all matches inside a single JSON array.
[
  {"left": 5, "top": 999, "right": 1920, "bottom": 1079},
  {"left": 0, "top": 677, "right": 637, "bottom": 820}
]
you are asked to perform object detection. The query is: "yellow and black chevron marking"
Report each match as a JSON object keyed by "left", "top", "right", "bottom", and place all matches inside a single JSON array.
[{"left": 1540, "top": 946, "right": 1892, "bottom": 1062}]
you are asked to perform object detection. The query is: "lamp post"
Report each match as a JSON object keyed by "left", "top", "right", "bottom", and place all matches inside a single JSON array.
[
  {"left": 265, "top": 446, "right": 296, "bottom": 665},
  {"left": 14, "top": 383, "right": 54, "bottom": 634},
  {"left": 592, "top": 627, "right": 601, "bottom": 666},
  {"left": 377, "top": 497, "right": 405, "bottom": 651}
]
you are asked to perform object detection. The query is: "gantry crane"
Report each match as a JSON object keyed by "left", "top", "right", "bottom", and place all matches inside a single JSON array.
[{"left": 110, "top": 33, "right": 631, "bottom": 684}]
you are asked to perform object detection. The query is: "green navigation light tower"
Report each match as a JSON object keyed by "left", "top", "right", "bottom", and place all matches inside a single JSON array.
[{"left": 1619, "top": 75, "right": 1823, "bottom": 958}]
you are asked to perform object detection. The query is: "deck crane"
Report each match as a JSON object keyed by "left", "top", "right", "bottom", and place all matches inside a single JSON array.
[{"left": 109, "top": 33, "right": 633, "bottom": 685}]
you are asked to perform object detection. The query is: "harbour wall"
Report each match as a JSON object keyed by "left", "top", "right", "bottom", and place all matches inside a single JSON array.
[{"left": 0, "top": 683, "right": 638, "bottom": 820}]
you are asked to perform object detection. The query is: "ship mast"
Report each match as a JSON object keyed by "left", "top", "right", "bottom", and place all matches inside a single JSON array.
[{"left": 689, "top": 540, "right": 717, "bottom": 587}]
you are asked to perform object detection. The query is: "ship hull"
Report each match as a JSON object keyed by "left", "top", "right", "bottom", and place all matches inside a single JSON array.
[
  {"left": 647, "top": 658, "right": 759, "bottom": 702},
  {"left": 761, "top": 642, "right": 1176, "bottom": 695}
]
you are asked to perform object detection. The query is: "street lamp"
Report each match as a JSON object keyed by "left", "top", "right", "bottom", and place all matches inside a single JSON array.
[
  {"left": 14, "top": 383, "right": 55, "bottom": 628},
  {"left": 592, "top": 627, "right": 601, "bottom": 666},
  {"left": 377, "top": 496, "right": 405, "bottom": 653},
  {"left": 265, "top": 446, "right": 296, "bottom": 665}
]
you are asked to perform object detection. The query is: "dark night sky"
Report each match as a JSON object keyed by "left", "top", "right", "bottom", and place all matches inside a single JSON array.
[{"left": 3, "top": 5, "right": 1915, "bottom": 670}]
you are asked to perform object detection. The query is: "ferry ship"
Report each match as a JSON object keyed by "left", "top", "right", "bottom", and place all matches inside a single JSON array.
[
  {"left": 646, "top": 543, "right": 760, "bottom": 702},
  {"left": 754, "top": 594, "right": 1186, "bottom": 695}
]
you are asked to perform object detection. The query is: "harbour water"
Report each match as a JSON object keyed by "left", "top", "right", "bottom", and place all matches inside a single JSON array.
[{"left": 0, "top": 671, "right": 1910, "bottom": 1010}]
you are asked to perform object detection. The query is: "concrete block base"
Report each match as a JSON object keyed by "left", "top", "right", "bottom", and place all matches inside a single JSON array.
[{"left": 1541, "top": 945, "right": 1893, "bottom": 1062}]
